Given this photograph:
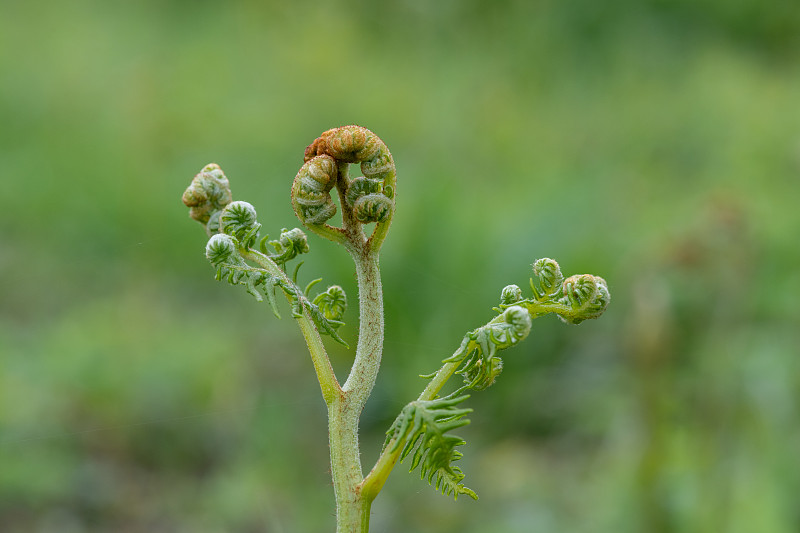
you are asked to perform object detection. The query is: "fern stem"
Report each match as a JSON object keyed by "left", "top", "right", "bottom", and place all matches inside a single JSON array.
[
  {"left": 242, "top": 249, "right": 341, "bottom": 404},
  {"left": 331, "top": 234, "right": 385, "bottom": 530},
  {"left": 342, "top": 249, "right": 384, "bottom": 407},
  {"left": 328, "top": 395, "right": 367, "bottom": 532}
]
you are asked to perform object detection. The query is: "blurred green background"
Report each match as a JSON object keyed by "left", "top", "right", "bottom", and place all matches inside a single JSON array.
[{"left": 2, "top": 1, "right": 799, "bottom": 531}]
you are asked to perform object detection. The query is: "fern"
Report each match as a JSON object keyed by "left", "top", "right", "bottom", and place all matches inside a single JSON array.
[{"left": 182, "top": 126, "right": 612, "bottom": 531}]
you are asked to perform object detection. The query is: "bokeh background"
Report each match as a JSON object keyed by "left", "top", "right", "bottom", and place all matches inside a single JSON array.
[{"left": 2, "top": 1, "right": 799, "bottom": 532}]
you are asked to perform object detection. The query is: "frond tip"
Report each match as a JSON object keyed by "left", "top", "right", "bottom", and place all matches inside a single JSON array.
[
  {"left": 384, "top": 395, "right": 478, "bottom": 500},
  {"left": 497, "top": 258, "right": 611, "bottom": 324},
  {"left": 182, "top": 163, "right": 233, "bottom": 235}
]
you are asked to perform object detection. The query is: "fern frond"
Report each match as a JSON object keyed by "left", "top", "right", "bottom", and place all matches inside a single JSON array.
[
  {"left": 384, "top": 395, "right": 477, "bottom": 500},
  {"left": 205, "top": 233, "right": 350, "bottom": 347},
  {"left": 442, "top": 305, "right": 532, "bottom": 392}
]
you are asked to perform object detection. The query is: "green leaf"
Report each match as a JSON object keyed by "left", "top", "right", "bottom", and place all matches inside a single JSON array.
[{"left": 385, "top": 395, "right": 477, "bottom": 500}]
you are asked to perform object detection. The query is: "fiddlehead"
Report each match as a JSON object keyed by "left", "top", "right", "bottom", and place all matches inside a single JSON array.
[
  {"left": 530, "top": 257, "right": 564, "bottom": 300},
  {"left": 500, "top": 284, "right": 524, "bottom": 305},
  {"left": 292, "top": 125, "right": 396, "bottom": 247},
  {"left": 219, "top": 201, "right": 262, "bottom": 248},
  {"left": 260, "top": 227, "right": 310, "bottom": 266},
  {"left": 383, "top": 395, "right": 477, "bottom": 500},
  {"left": 182, "top": 163, "right": 233, "bottom": 236},
  {"left": 205, "top": 233, "right": 278, "bottom": 308},
  {"left": 291, "top": 154, "right": 338, "bottom": 225},
  {"left": 559, "top": 274, "right": 610, "bottom": 324},
  {"left": 312, "top": 285, "right": 347, "bottom": 325}
]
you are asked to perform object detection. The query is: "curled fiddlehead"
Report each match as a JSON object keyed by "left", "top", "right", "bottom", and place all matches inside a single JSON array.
[
  {"left": 383, "top": 395, "right": 477, "bottom": 500},
  {"left": 291, "top": 154, "right": 338, "bottom": 225},
  {"left": 531, "top": 257, "right": 564, "bottom": 300},
  {"left": 292, "top": 125, "right": 396, "bottom": 247},
  {"left": 182, "top": 163, "right": 233, "bottom": 236},
  {"left": 500, "top": 284, "right": 524, "bottom": 305},
  {"left": 219, "top": 201, "right": 262, "bottom": 248},
  {"left": 559, "top": 274, "right": 610, "bottom": 324},
  {"left": 205, "top": 233, "right": 275, "bottom": 305},
  {"left": 261, "top": 227, "right": 310, "bottom": 265},
  {"left": 312, "top": 285, "right": 347, "bottom": 325}
]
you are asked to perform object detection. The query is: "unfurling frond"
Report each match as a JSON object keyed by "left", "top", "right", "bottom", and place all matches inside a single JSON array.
[
  {"left": 313, "top": 285, "right": 347, "bottom": 324},
  {"left": 497, "top": 258, "right": 610, "bottom": 324},
  {"left": 203, "top": 233, "right": 349, "bottom": 347},
  {"left": 205, "top": 234, "right": 279, "bottom": 312},
  {"left": 384, "top": 395, "right": 477, "bottom": 500}
]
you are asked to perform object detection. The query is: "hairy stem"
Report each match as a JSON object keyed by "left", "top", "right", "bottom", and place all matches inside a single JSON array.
[
  {"left": 330, "top": 245, "right": 384, "bottom": 531},
  {"left": 343, "top": 250, "right": 384, "bottom": 406},
  {"left": 328, "top": 394, "right": 367, "bottom": 532}
]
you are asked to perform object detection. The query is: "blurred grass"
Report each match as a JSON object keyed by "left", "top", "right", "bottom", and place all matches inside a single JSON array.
[{"left": 1, "top": 0, "right": 799, "bottom": 531}]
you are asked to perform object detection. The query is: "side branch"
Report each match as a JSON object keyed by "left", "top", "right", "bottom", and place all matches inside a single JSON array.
[
  {"left": 359, "top": 359, "right": 461, "bottom": 501},
  {"left": 243, "top": 249, "right": 342, "bottom": 405}
]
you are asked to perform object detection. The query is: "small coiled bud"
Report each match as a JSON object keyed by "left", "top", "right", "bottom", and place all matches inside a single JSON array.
[
  {"left": 559, "top": 274, "right": 610, "bottom": 324},
  {"left": 531, "top": 258, "right": 564, "bottom": 300},
  {"left": 291, "top": 155, "right": 338, "bottom": 225},
  {"left": 219, "top": 201, "right": 261, "bottom": 249},
  {"left": 500, "top": 305, "right": 533, "bottom": 346},
  {"left": 312, "top": 285, "right": 347, "bottom": 324},
  {"left": 463, "top": 356, "right": 504, "bottom": 391},
  {"left": 182, "top": 164, "right": 233, "bottom": 235},
  {"left": 265, "top": 227, "right": 310, "bottom": 264},
  {"left": 361, "top": 151, "right": 395, "bottom": 187},
  {"left": 345, "top": 177, "right": 383, "bottom": 207},
  {"left": 500, "top": 284, "right": 523, "bottom": 305},
  {"left": 205, "top": 233, "right": 237, "bottom": 267},
  {"left": 353, "top": 194, "right": 393, "bottom": 223}
]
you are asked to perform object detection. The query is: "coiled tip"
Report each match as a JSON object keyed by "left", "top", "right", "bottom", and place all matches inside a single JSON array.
[
  {"left": 219, "top": 201, "right": 261, "bottom": 248},
  {"left": 560, "top": 274, "right": 610, "bottom": 324},
  {"left": 500, "top": 285, "right": 523, "bottom": 305},
  {"left": 502, "top": 305, "right": 533, "bottom": 340},
  {"left": 183, "top": 163, "right": 233, "bottom": 232},
  {"left": 205, "top": 233, "right": 237, "bottom": 266},
  {"left": 531, "top": 258, "right": 564, "bottom": 298}
]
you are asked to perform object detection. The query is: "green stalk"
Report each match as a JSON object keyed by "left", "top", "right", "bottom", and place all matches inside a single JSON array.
[{"left": 242, "top": 249, "right": 341, "bottom": 404}]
